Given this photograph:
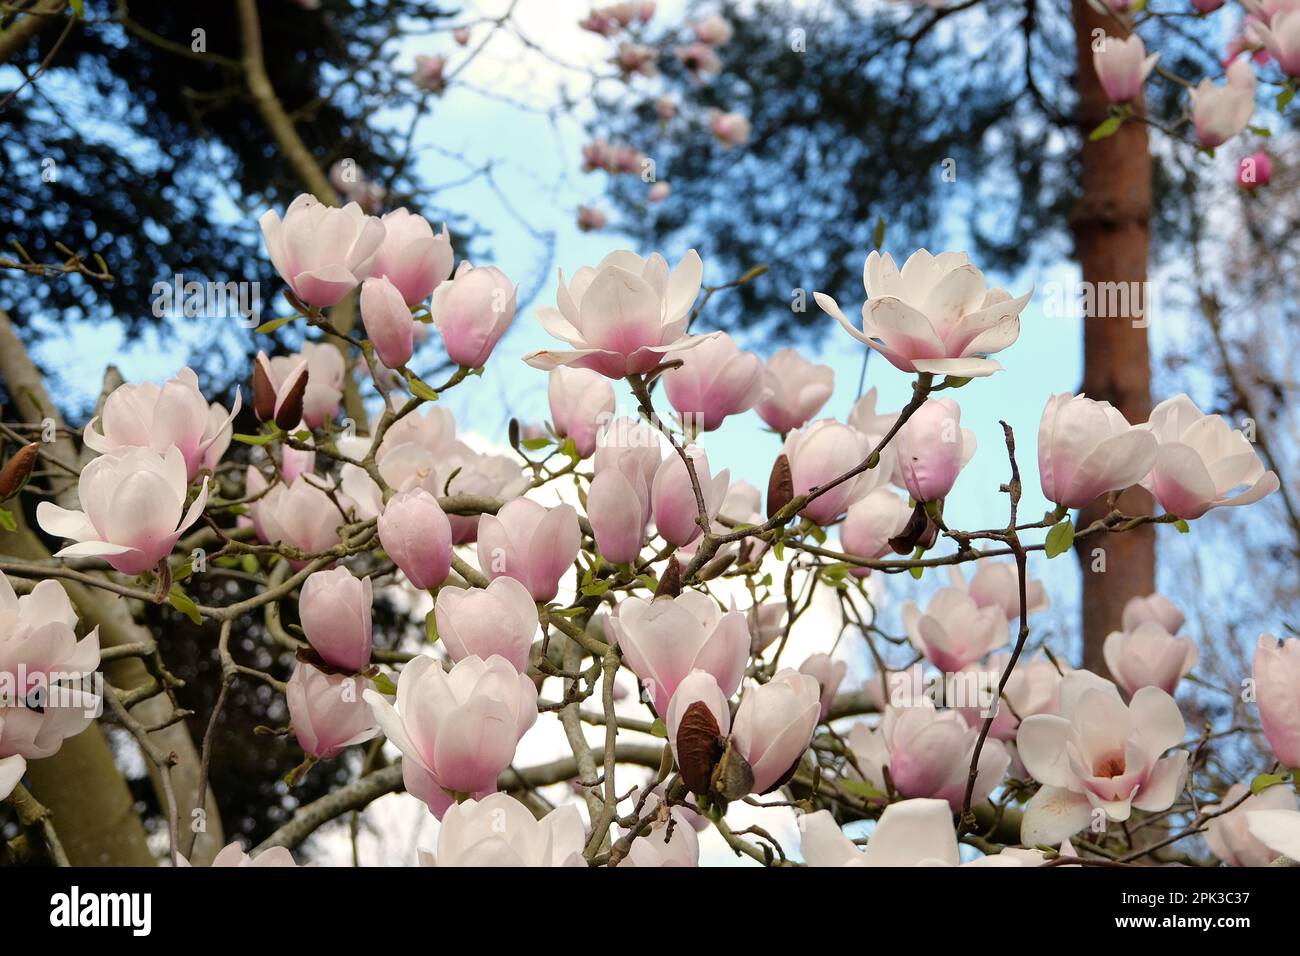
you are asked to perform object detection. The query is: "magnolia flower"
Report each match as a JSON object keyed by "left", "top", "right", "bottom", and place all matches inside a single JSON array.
[
  {"left": 259, "top": 194, "right": 385, "bottom": 308},
  {"left": 648, "top": 181, "right": 671, "bottom": 203},
  {"left": 360, "top": 275, "right": 415, "bottom": 369},
  {"left": 84, "top": 368, "right": 240, "bottom": 480},
  {"left": 747, "top": 601, "right": 787, "bottom": 655},
  {"left": 1139, "top": 394, "right": 1278, "bottom": 519},
  {"left": 187, "top": 843, "right": 299, "bottom": 868},
  {"left": 799, "top": 653, "right": 848, "bottom": 720},
  {"left": 364, "top": 655, "right": 538, "bottom": 817},
  {"left": 377, "top": 404, "right": 457, "bottom": 464},
  {"left": 662, "top": 332, "right": 766, "bottom": 432},
  {"left": 477, "top": 499, "right": 580, "bottom": 602},
  {"left": 1016, "top": 671, "right": 1189, "bottom": 844},
  {"left": 413, "top": 54, "right": 446, "bottom": 93},
  {"left": 946, "top": 561, "right": 1050, "bottom": 621},
  {"left": 839, "top": 489, "right": 911, "bottom": 576},
  {"left": 422, "top": 793, "right": 585, "bottom": 866},
  {"left": 257, "top": 477, "right": 344, "bottom": 565},
  {"left": 1258, "top": 10, "right": 1300, "bottom": 74},
  {"left": 903, "top": 587, "right": 1008, "bottom": 672},
  {"left": 37, "top": 447, "right": 209, "bottom": 575},
  {"left": 620, "top": 807, "right": 700, "bottom": 867},
  {"left": 783, "top": 419, "right": 887, "bottom": 525},
  {"left": 1093, "top": 34, "right": 1159, "bottom": 103},
  {"left": 299, "top": 568, "right": 373, "bottom": 672},
  {"left": 0, "top": 572, "right": 100, "bottom": 696},
  {"left": 0, "top": 746, "right": 22, "bottom": 802},
  {"left": 434, "top": 576, "right": 538, "bottom": 673},
  {"left": 1238, "top": 149, "right": 1273, "bottom": 189},
  {"left": 693, "top": 13, "right": 733, "bottom": 44},
  {"left": 258, "top": 344, "right": 345, "bottom": 429},
  {"left": 654, "top": 95, "right": 677, "bottom": 121},
  {"left": 378, "top": 489, "right": 453, "bottom": 590},
  {"left": 430, "top": 261, "right": 518, "bottom": 369},
  {"left": 816, "top": 249, "right": 1031, "bottom": 378},
  {"left": 523, "top": 250, "right": 707, "bottom": 378},
  {"left": 850, "top": 703, "right": 1010, "bottom": 809},
  {"left": 708, "top": 109, "right": 751, "bottom": 148},
  {"left": 675, "top": 42, "right": 722, "bottom": 77},
  {"left": 614, "top": 41, "right": 658, "bottom": 77},
  {"left": 1122, "top": 592, "right": 1185, "bottom": 634},
  {"left": 1191, "top": 59, "right": 1257, "bottom": 148},
  {"left": 576, "top": 205, "right": 608, "bottom": 232},
  {"left": 435, "top": 445, "right": 528, "bottom": 544},
  {"left": 587, "top": 455, "right": 651, "bottom": 564},
  {"left": 731, "top": 669, "right": 822, "bottom": 794},
  {"left": 1204, "top": 783, "right": 1299, "bottom": 866},
  {"left": 1039, "top": 393, "right": 1158, "bottom": 509},
  {"left": 1247, "top": 809, "right": 1300, "bottom": 862},
  {"left": 801, "top": 798, "right": 1052, "bottom": 867},
  {"left": 1103, "top": 622, "right": 1198, "bottom": 697},
  {"left": 754, "top": 348, "right": 835, "bottom": 433},
  {"left": 894, "top": 398, "right": 977, "bottom": 503},
  {"left": 286, "top": 664, "right": 379, "bottom": 759},
  {"left": 547, "top": 367, "right": 615, "bottom": 458},
  {"left": 1254, "top": 633, "right": 1300, "bottom": 769},
  {"left": 957, "top": 653, "right": 1067, "bottom": 742},
  {"left": 609, "top": 591, "right": 750, "bottom": 713},
  {"left": 369, "top": 208, "right": 454, "bottom": 305},
  {"left": 651, "top": 446, "right": 729, "bottom": 547},
  {"left": 594, "top": 416, "right": 664, "bottom": 493},
  {"left": 665, "top": 669, "right": 733, "bottom": 793}
]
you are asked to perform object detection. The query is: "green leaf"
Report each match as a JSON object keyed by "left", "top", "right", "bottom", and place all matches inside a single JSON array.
[
  {"left": 909, "top": 565, "right": 923, "bottom": 580},
  {"left": 253, "top": 314, "right": 296, "bottom": 335},
  {"left": 1248, "top": 125, "right": 1272, "bottom": 137},
  {"left": 873, "top": 215, "right": 886, "bottom": 250},
  {"left": 240, "top": 554, "right": 260, "bottom": 574},
  {"left": 1089, "top": 115, "right": 1123, "bottom": 141},
  {"left": 370, "top": 672, "right": 398, "bottom": 696},
  {"left": 1251, "top": 771, "right": 1288, "bottom": 796},
  {"left": 167, "top": 584, "right": 202, "bottom": 625},
  {"left": 560, "top": 436, "right": 580, "bottom": 461},
  {"left": 1045, "top": 519, "right": 1075, "bottom": 558},
  {"left": 0, "top": 507, "right": 14, "bottom": 533},
  {"left": 838, "top": 779, "right": 885, "bottom": 800},
  {"left": 425, "top": 609, "right": 440, "bottom": 644},
  {"left": 940, "top": 375, "right": 973, "bottom": 389},
  {"left": 580, "top": 580, "right": 611, "bottom": 598},
  {"left": 520, "top": 436, "right": 551, "bottom": 451},
  {"left": 69, "top": 0, "right": 84, "bottom": 17},
  {"left": 407, "top": 376, "right": 440, "bottom": 402},
  {"left": 1278, "top": 85, "right": 1295, "bottom": 111},
  {"left": 232, "top": 431, "right": 276, "bottom": 446},
  {"left": 650, "top": 718, "right": 667, "bottom": 739},
  {"left": 1174, "top": 519, "right": 1190, "bottom": 534}
]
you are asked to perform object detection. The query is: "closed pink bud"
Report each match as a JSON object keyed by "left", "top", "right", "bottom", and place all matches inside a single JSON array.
[
  {"left": 783, "top": 419, "right": 885, "bottom": 526},
  {"left": 378, "top": 488, "right": 453, "bottom": 589},
  {"left": 609, "top": 591, "right": 750, "bottom": 713},
  {"left": 453, "top": 27, "right": 471, "bottom": 46},
  {"left": 798, "top": 653, "right": 848, "bottom": 720},
  {"left": 1104, "top": 621, "right": 1198, "bottom": 697},
  {"left": 650, "top": 446, "right": 729, "bottom": 547},
  {"left": 594, "top": 416, "right": 663, "bottom": 491},
  {"left": 477, "top": 499, "right": 581, "bottom": 601},
  {"left": 364, "top": 655, "right": 537, "bottom": 816},
  {"left": 299, "top": 567, "right": 373, "bottom": 672},
  {"left": 755, "top": 348, "right": 834, "bottom": 433},
  {"left": 1254, "top": 634, "right": 1300, "bottom": 769},
  {"left": 257, "top": 476, "right": 345, "bottom": 568},
  {"left": 663, "top": 332, "right": 766, "bottom": 432},
  {"left": 576, "top": 205, "right": 608, "bottom": 232},
  {"left": 1093, "top": 34, "right": 1159, "bottom": 104},
  {"left": 840, "top": 489, "right": 911, "bottom": 576},
  {"left": 413, "top": 54, "right": 446, "bottom": 92},
  {"left": 369, "top": 209, "right": 454, "bottom": 305},
  {"left": 286, "top": 663, "right": 379, "bottom": 759},
  {"left": 708, "top": 109, "right": 750, "bottom": 148},
  {"left": 693, "top": 13, "right": 733, "bottom": 45},
  {"left": 435, "top": 576, "right": 538, "bottom": 672},
  {"left": 1039, "top": 392, "right": 1157, "bottom": 509},
  {"left": 430, "top": 262, "right": 517, "bottom": 368},
  {"left": 548, "top": 367, "right": 615, "bottom": 458},
  {"left": 895, "top": 398, "right": 976, "bottom": 503},
  {"left": 259, "top": 193, "right": 385, "bottom": 308},
  {"left": 731, "top": 669, "right": 821, "bottom": 794},
  {"left": 1122, "top": 592, "right": 1186, "bottom": 634},
  {"left": 361, "top": 275, "right": 415, "bottom": 369},
  {"left": 587, "top": 457, "right": 651, "bottom": 564},
  {"left": 1238, "top": 150, "right": 1273, "bottom": 189}
]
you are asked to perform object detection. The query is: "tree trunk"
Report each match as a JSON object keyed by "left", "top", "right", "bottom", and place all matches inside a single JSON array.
[{"left": 1069, "top": 1, "right": 1156, "bottom": 676}]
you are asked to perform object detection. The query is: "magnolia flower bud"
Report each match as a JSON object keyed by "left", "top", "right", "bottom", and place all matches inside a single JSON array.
[
  {"left": 1121, "top": 592, "right": 1185, "bottom": 634},
  {"left": 253, "top": 352, "right": 308, "bottom": 430},
  {"left": 0, "top": 443, "right": 39, "bottom": 501},
  {"left": 299, "top": 567, "right": 373, "bottom": 672},
  {"left": 548, "top": 367, "right": 615, "bottom": 458},
  {"left": 1093, "top": 34, "right": 1159, "bottom": 103},
  {"left": 286, "top": 663, "right": 379, "bottom": 759},
  {"left": 476, "top": 498, "right": 580, "bottom": 602},
  {"left": 369, "top": 209, "right": 454, "bottom": 305},
  {"left": 731, "top": 669, "right": 820, "bottom": 794},
  {"left": 903, "top": 587, "right": 1008, "bottom": 672},
  {"left": 360, "top": 275, "right": 415, "bottom": 369},
  {"left": 1103, "top": 621, "right": 1198, "bottom": 697},
  {"left": 1254, "top": 633, "right": 1300, "bottom": 769},
  {"left": 434, "top": 576, "right": 538, "bottom": 673},
  {"left": 378, "top": 488, "right": 453, "bottom": 589},
  {"left": 1038, "top": 392, "right": 1157, "bottom": 509},
  {"left": 430, "top": 262, "right": 518, "bottom": 368},
  {"left": 894, "top": 398, "right": 976, "bottom": 503},
  {"left": 650, "top": 446, "right": 729, "bottom": 547},
  {"left": 783, "top": 420, "right": 885, "bottom": 525},
  {"left": 662, "top": 332, "right": 766, "bottom": 432},
  {"left": 840, "top": 489, "right": 912, "bottom": 576},
  {"left": 754, "top": 348, "right": 833, "bottom": 434},
  {"left": 665, "top": 670, "right": 732, "bottom": 795},
  {"left": 587, "top": 456, "right": 651, "bottom": 564}
]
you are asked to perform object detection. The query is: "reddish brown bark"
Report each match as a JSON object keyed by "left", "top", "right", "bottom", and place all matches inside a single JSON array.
[{"left": 1070, "top": 1, "right": 1156, "bottom": 676}]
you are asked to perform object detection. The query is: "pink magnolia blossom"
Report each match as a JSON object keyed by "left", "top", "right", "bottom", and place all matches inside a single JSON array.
[
  {"left": 1238, "top": 150, "right": 1273, "bottom": 189},
  {"left": 1103, "top": 621, "right": 1198, "bottom": 697},
  {"left": 816, "top": 249, "right": 1031, "bottom": 378},
  {"left": 754, "top": 348, "right": 834, "bottom": 434},
  {"left": 83, "top": 368, "right": 240, "bottom": 480},
  {"left": 477, "top": 499, "right": 581, "bottom": 602},
  {"left": 1038, "top": 392, "right": 1157, "bottom": 509},
  {"left": 614, "top": 41, "right": 658, "bottom": 77},
  {"left": 360, "top": 275, "right": 415, "bottom": 369},
  {"left": 894, "top": 398, "right": 977, "bottom": 503},
  {"left": 524, "top": 250, "right": 709, "bottom": 378},
  {"left": 257, "top": 476, "right": 345, "bottom": 565},
  {"left": 587, "top": 455, "right": 651, "bottom": 563},
  {"left": 429, "top": 261, "right": 518, "bottom": 368},
  {"left": 957, "top": 652, "right": 1067, "bottom": 742},
  {"left": 1258, "top": 9, "right": 1300, "bottom": 74},
  {"left": 665, "top": 669, "right": 732, "bottom": 774},
  {"left": 369, "top": 208, "right": 454, "bottom": 305},
  {"left": 286, "top": 664, "right": 379, "bottom": 759},
  {"left": 1093, "top": 33, "right": 1159, "bottom": 103},
  {"left": 378, "top": 488, "right": 453, "bottom": 590},
  {"left": 693, "top": 14, "right": 734, "bottom": 45},
  {"left": 364, "top": 654, "right": 537, "bottom": 817},
  {"left": 434, "top": 576, "right": 538, "bottom": 673},
  {"left": 1204, "top": 782, "right": 1299, "bottom": 866},
  {"left": 840, "top": 489, "right": 912, "bottom": 575},
  {"left": 259, "top": 343, "right": 345, "bottom": 429},
  {"left": 675, "top": 42, "right": 722, "bottom": 77},
  {"left": 423, "top": 793, "right": 585, "bottom": 866},
  {"left": 1122, "top": 592, "right": 1186, "bottom": 634},
  {"left": 650, "top": 446, "right": 729, "bottom": 547},
  {"left": 946, "top": 560, "right": 1050, "bottom": 621},
  {"left": 299, "top": 567, "right": 373, "bottom": 672},
  {"left": 662, "top": 332, "right": 766, "bottom": 432},
  {"left": 609, "top": 591, "right": 749, "bottom": 713},
  {"left": 1191, "top": 59, "right": 1257, "bottom": 148},
  {"left": 547, "top": 367, "right": 615, "bottom": 458},
  {"left": 577, "top": 205, "right": 608, "bottom": 232},
  {"left": 413, "top": 54, "right": 446, "bottom": 93},
  {"left": 595, "top": 416, "right": 664, "bottom": 497},
  {"left": 708, "top": 109, "right": 751, "bottom": 148},
  {"left": 798, "top": 653, "right": 848, "bottom": 721},
  {"left": 783, "top": 419, "right": 887, "bottom": 525},
  {"left": 37, "top": 447, "right": 209, "bottom": 575},
  {"left": 1254, "top": 633, "right": 1300, "bottom": 768},
  {"left": 903, "top": 587, "right": 1008, "bottom": 672},
  {"left": 0, "top": 572, "right": 100, "bottom": 697},
  {"left": 1016, "top": 671, "right": 1189, "bottom": 845},
  {"left": 731, "top": 669, "right": 821, "bottom": 794},
  {"left": 259, "top": 194, "right": 385, "bottom": 308}
]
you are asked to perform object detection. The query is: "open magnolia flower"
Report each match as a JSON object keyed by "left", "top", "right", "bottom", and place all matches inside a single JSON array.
[
  {"left": 36, "top": 446, "right": 209, "bottom": 575},
  {"left": 420, "top": 792, "right": 586, "bottom": 867},
  {"left": 815, "top": 249, "right": 1030, "bottom": 378},
  {"left": 903, "top": 587, "right": 1008, "bottom": 673},
  {"left": 1102, "top": 621, "right": 1198, "bottom": 697},
  {"left": 259, "top": 193, "right": 385, "bottom": 309},
  {"left": 523, "top": 249, "right": 710, "bottom": 378},
  {"left": 1016, "top": 671, "right": 1189, "bottom": 845},
  {"left": 1038, "top": 392, "right": 1157, "bottom": 510}
]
